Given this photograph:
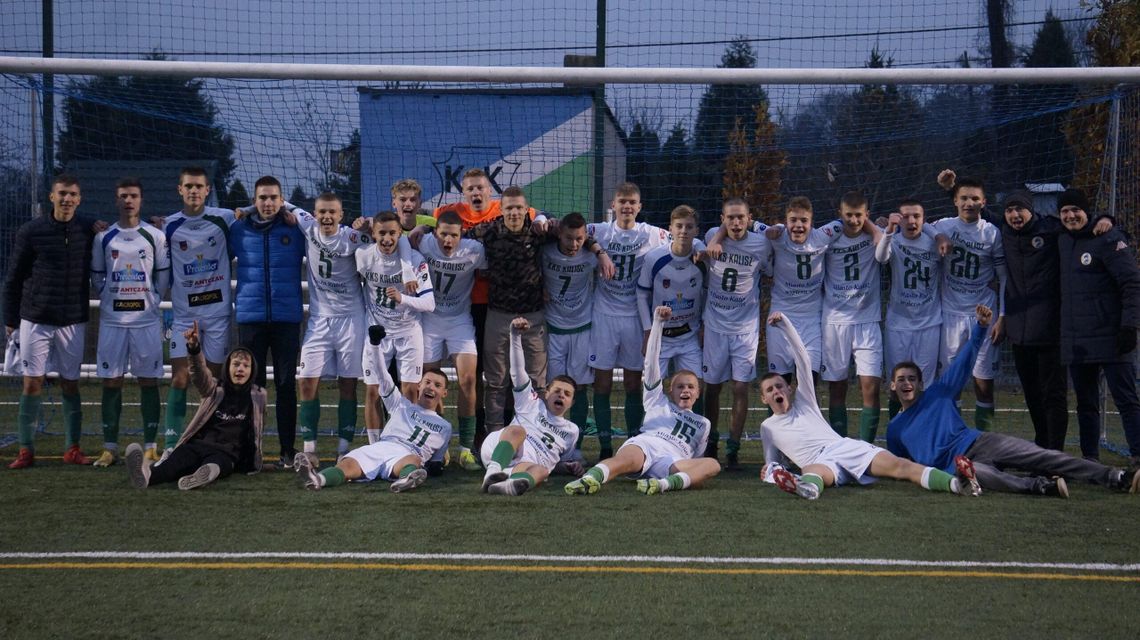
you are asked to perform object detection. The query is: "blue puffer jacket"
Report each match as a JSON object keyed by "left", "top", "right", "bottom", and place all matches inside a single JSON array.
[{"left": 229, "top": 212, "right": 305, "bottom": 324}]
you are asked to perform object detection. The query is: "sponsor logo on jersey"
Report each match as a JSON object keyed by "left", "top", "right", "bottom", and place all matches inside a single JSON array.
[
  {"left": 184, "top": 254, "right": 219, "bottom": 275},
  {"left": 188, "top": 289, "right": 224, "bottom": 307},
  {"left": 112, "top": 299, "right": 145, "bottom": 312},
  {"left": 111, "top": 264, "right": 147, "bottom": 282}
]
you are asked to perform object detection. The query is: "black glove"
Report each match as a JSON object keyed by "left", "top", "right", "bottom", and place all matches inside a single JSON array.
[
  {"left": 368, "top": 324, "right": 387, "bottom": 346},
  {"left": 1117, "top": 327, "right": 1137, "bottom": 355}
]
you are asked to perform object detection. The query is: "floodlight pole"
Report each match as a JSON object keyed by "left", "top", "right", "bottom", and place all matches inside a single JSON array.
[
  {"left": 592, "top": 0, "right": 606, "bottom": 223},
  {"left": 41, "top": 0, "right": 53, "bottom": 198}
]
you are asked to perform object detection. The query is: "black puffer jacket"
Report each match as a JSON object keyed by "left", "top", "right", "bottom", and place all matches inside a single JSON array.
[
  {"left": 3, "top": 213, "right": 95, "bottom": 328},
  {"left": 1058, "top": 227, "right": 1140, "bottom": 364},
  {"left": 1002, "top": 214, "right": 1063, "bottom": 346}
]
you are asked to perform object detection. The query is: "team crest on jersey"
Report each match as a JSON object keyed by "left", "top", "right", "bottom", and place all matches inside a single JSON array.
[
  {"left": 1080, "top": 252, "right": 1092, "bottom": 266},
  {"left": 689, "top": 277, "right": 697, "bottom": 288},
  {"left": 179, "top": 240, "right": 189, "bottom": 251},
  {"left": 662, "top": 278, "right": 670, "bottom": 289},
  {"left": 1031, "top": 236, "right": 1044, "bottom": 249},
  {"left": 208, "top": 236, "right": 217, "bottom": 247},
  {"left": 138, "top": 249, "right": 147, "bottom": 260},
  {"left": 111, "top": 250, "right": 119, "bottom": 259}
]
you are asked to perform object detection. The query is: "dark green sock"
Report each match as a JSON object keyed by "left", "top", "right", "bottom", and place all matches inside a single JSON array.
[
  {"left": 17, "top": 394, "right": 41, "bottom": 449},
  {"left": 457, "top": 415, "right": 475, "bottom": 450},
  {"left": 509, "top": 471, "right": 535, "bottom": 488},
  {"left": 165, "top": 387, "right": 187, "bottom": 446},
  {"left": 586, "top": 466, "right": 606, "bottom": 482},
  {"left": 398, "top": 464, "right": 418, "bottom": 478},
  {"left": 299, "top": 399, "right": 320, "bottom": 442},
  {"left": 829, "top": 404, "right": 848, "bottom": 437},
  {"left": 975, "top": 403, "right": 994, "bottom": 432},
  {"left": 569, "top": 391, "right": 589, "bottom": 432},
  {"left": 858, "top": 406, "right": 880, "bottom": 443},
  {"left": 337, "top": 399, "right": 357, "bottom": 443},
  {"left": 101, "top": 387, "right": 122, "bottom": 446},
  {"left": 593, "top": 392, "right": 612, "bottom": 451},
  {"left": 320, "top": 467, "right": 346, "bottom": 488},
  {"left": 491, "top": 440, "right": 516, "bottom": 467},
  {"left": 624, "top": 389, "right": 644, "bottom": 437},
  {"left": 726, "top": 438, "right": 741, "bottom": 456},
  {"left": 801, "top": 473, "right": 825, "bottom": 494},
  {"left": 140, "top": 385, "right": 161, "bottom": 445},
  {"left": 666, "top": 473, "right": 686, "bottom": 491},
  {"left": 62, "top": 393, "right": 82, "bottom": 447},
  {"left": 925, "top": 467, "right": 954, "bottom": 493},
  {"left": 888, "top": 395, "right": 902, "bottom": 419}
]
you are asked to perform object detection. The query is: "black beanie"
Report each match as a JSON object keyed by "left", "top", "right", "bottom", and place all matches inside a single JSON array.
[
  {"left": 1058, "top": 188, "right": 1090, "bottom": 213},
  {"left": 1001, "top": 189, "right": 1034, "bottom": 212}
]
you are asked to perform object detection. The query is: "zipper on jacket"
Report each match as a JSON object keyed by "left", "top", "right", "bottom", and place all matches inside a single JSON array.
[{"left": 262, "top": 227, "right": 272, "bottom": 323}]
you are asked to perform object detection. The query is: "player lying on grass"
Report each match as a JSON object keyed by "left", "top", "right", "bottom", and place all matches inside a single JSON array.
[
  {"left": 564, "top": 305, "right": 720, "bottom": 495},
  {"left": 480, "top": 317, "right": 580, "bottom": 496},
  {"left": 888, "top": 305, "right": 1140, "bottom": 497},
  {"left": 295, "top": 325, "right": 451, "bottom": 493},
  {"left": 126, "top": 321, "right": 266, "bottom": 490},
  {"left": 759, "top": 312, "right": 980, "bottom": 500}
]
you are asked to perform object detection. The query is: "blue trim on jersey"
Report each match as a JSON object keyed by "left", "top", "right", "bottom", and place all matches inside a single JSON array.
[
  {"left": 164, "top": 217, "right": 186, "bottom": 247},
  {"left": 648, "top": 253, "right": 673, "bottom": 284},
  {"left": 100, "top": 228, "right": 120, "bottom": 254},
  {"left": 411, "top": 287, "right": 434, "bottom": 297}
]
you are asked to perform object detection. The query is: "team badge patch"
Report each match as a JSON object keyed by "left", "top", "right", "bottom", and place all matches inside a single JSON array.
[
  {"left": 179, "top": 241, "right": 188, "bottom": 251},
  {"left": 1031, "top": 236, "right": 1043, "bottom": 249},
  {"left": 1080, "top": 252, "right": 1092, "bottom": 266},
  {"left": 111, "top": 250, "right": 119, "bottom": 259},
  {"left": 662, "top": 278, "right": 671, "bottom": 289}
]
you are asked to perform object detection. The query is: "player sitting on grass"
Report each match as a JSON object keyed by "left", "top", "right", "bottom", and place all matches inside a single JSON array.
[
  {"left": 759, "top": 312, "right": 980, "bottom": 500},
  {"left": 295, "top": 325, "right": 451, "bottom": 493},
  {"left": 564, "top": 305, "right": 720, "bottom": 495},
  {"left": 480, "top": 317, "right": 580, "bottom": 496},
  {"left": 126, "top": 321, "right": 266, "bottom": 490},
  {"left": 888, "top": 305, "right": 1140, "bottom": 497}
]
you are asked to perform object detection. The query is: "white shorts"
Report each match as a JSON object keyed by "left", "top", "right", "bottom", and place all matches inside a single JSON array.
[
  {"left": 589, "top": 312, "right": 643, "bottom": 372},
  {"left": 18, "top": 321, "right": 85, "bottom": 379},
  {"left": 170, "top": 315, "right": 231, "bottom": 364},
  {"left": 885, "top": 325, "right": 941, "bottom": 385},
  {"left": 363, "top": 331, "right": 424, "bottom": 386},
  {"left": 767, "top": 314, "right": 821, "bottom": 375},
  {"left": 422, "top": 313, "right": 477, "bottom": 363},
  {"left": 299, "top": 315, "right": 365, "bottom": 379},
  {"left": 812, "top": 438, "right": 883, "bottom": 486},
  {"left": 548, "top": 328, "right": 594, "bottom": 385},
  {"left": 619, "top": 434, "right": 684, "bottom": 479},
  {"left": 344, "top": 440, "right": 417, "bottom": 482},
  {"left": 659, "top": 332, "right": 702, "bottom": 378},
  {"left": 820, "top": 322, "right": 883, "bottom": 382},
  {"left": 96, "top": 324, "right": 164, "bottom": 378},
  {"left": 480, "top": 428, "right": 558, "bottom": 472},
  {"left": 940, "top": 315, "right": 999, "bottom": 381},
  {"left": 702, "top": 330, "right": 759, "bottom": 384}
]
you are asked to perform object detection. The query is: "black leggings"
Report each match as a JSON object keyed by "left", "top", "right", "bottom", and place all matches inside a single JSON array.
[{"left": 148, "top": 441, "right": 236, "bottom": 487}]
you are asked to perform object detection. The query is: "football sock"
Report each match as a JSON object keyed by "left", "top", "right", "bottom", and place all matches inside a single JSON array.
[
  {"left": 299, "top": 399, "right": 320, "bottom": 443},
  {"left": 801, "top": 473, "right": 825, "bottom": 494},
  {"left": 587, "top": 463, "right": 610, "bottom": 484},
  {"left": 975, "top": 402, "right": 994, "bottom": 432},
  {"left": 318, "top": 467, "right": 344, "bottom": 488},
  {"left": 62, "top": 392, "right": 83, "bottom": 447},
  {"left": 593, "top": 392, "right": 612, "bottom": 451},
  {"left": 140, "top": 385, "right": 161, "bottom": 445},
  {"left": 17, "top": 394, "right": 40, "bottom": 449},
  {"left": 920, "top": 466, "right": 954, "bottom": 493},
  {"left": 663, "top": 471, "right": 692, "bottom": 492},
  {"left": 726, "top": 438, "right": 741, "bottom": 457},
  {"left": 828, "top": 403, "right": 848, "bottom": 437},
  {"left": 101, "top": 386, "right": 122, "bottom": 446},
  {"left": 509, "top": 471, "right": 535, "bottom": 488},
  {"left": 858, "top": 406, "right": 880, "bottom": 443},
  {"left": 624, "top": 389, "right": 644, "bottom": 436},
  {"left": 457, "top": 415, "right": 476, "bottom": 450},
  {"left": 398, "top": 464, "right": 418, "bottom": 478},
  {"left": 337, "top": 399, "right": 357, "bottom": 446},
  {"left": 569, "top": 391, "right": 589, "bottom": 432},
  {"left": 491, "top": 440, "right": 516, "bottom": 468},
  {"left": 164, "top": 387, "right": 187, "bottom": 446}
]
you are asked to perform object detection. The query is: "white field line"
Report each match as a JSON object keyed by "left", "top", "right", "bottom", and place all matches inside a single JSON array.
[{"left": 1, "top": 551, "right": 1137, "bottom": 572}]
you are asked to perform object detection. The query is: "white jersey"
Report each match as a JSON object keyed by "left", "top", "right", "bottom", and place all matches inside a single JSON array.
[
  {"left": 769, "top": 221, "right": 843, "bottom": 318},
  {"left": 639, "top": 377, "right": 711, "bottom": 460},
  {"left": 301, "top": 221, "right": 368, "bottom": 318},
  {"left": 92, "top": 221, "right": 170, "bottom": 327},
  {"left": 165, "top": 206, "right": 236, "bottom": 319},
  {"left": 638, "top": 245, "right": 707, "bottom": 333},
  {"left": 760, "top": 320, "right": 843, "bottom": 469},
  {"left": 378, "top": 368, "right": 452, "bottom": 464},
  {"left": 418, "top": 235, "right": 485, "bottom": 318},
  {"left": 357, "top": 246, "right": 434, "bottom": 335},
  {"left": 703, "top": 227, "right": 770, "bottom": 334},
  {"left": 511, "top": 379, "right": 580, "bottom": 465},
  {"left": 822, "top": 231, "right": 881, "bottom": 325},
  {"left": 931, "top": 217, "right": 1003, "bottom": 316},
  {"left": 588, "top": 221, "right": 669, "bottom": 316},
  {"left": 878, "top": 232, "right": 942, "bottom": 329},
  {"left": 541, "top": 244, "right": 597, "bottom": 331}
]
